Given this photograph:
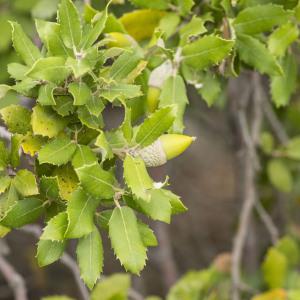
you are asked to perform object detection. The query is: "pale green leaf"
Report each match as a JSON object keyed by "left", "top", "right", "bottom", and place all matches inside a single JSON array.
[
  {"left": 0, "top": 176, "right": 11, "bottom": 194},
  {"left": 95, "top": 131, "right": 114, "bottom": 162},
  {"left": 38, "top": 83, "right": 56, "bottom": 106},
  {"left": 137, "top": 220, "right": 157, "bottom": 247},
  {"left": 182, "top": 36, "right": 234, "bottom": 70},
  {"left": 7, "top": 64, "right": 29, "bottom": 81},
  {"left": 0, "top": 141, "right": 9, "bottom": 171},
  {"left": 65, "top": 188, "right": 101, "bottom": 238},
  {"left": 41, "top": 212, "right": 68, "bottom": 241},
  {"left": 37, "top": 239, "right": 66, "bottom": 267},
  {"left": 198, "top": 72, "right": 221, "bottom": 107},
  {"left": 40, "top": 176, "right": 60, "bottom": 200},
  {"left": 135, "top": 106, "right": 175, "bottom": 147},
  {"left": 10, "top": 134, "right": 23, "bottom": 168},
  {"left": 9, "top": 21, "right": 41, "bottom": 66},
  {"left": 283, "top": 137, "right": 300, "bottom": 160},
  {"left": 53, "top": 96, "right": 75, "bottom": 117},
  {"left": 38, "top": 138, "right": 77, "bottom": 166},
  {"left": 76, "top": 226, "right": 103, "bottom": 289},
  {"left": 75, "top": 163, "right": 116, "bottom": 199},
  {"left": 161, "top": 189, "right": 187, "bottom": 215},
  {"left": 101, "top": 83, "right": 142, "bottom": 102},
  {"left": 276, "top": 236, "right": 300, "bottom": 267},
  {"left": 0, "top": 85, "right": 12, "bottom": 99},
  {"left": 77, "top": 106, "right": 104, "bottom": 130},
  {"left": 109, "top": 206, "right": 147, "bottom": 274},
  {"left": 68, "top": 82, "right": 91, "bottom": 106},
  {"left": 71, "top": 145, "right": 98, "bottom": 169},
  {"left": 13, "top": 169, "right": 39, "bottom": 196},
  {"left": 0, "top": 185, "right": 18, "bottom": 219}
]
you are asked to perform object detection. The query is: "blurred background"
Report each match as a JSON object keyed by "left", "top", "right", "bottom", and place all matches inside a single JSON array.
[{"left": 0, "top": 0, "right": 299, "bottom": 299}]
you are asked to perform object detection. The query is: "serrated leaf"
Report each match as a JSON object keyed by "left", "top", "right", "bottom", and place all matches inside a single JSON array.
[
  {"left": 236, "top": 34, "right": 282, "bottom": 76},
  {"left": 86, "top": 95, "right": 105, "bottom": 117},
  {"left": 26, "top": 57, "right": 71, "bottom": 84},
  {"left": 39, "top": 138, "right": 77, "bottom": 166},
  {"left": 135, "top": 106, "right": 175, "bottom": 147},
  {"left": 41, "top": 212, "right": 68, "bottom": 241},
  {"left": 53, "top": 164, "right": 79, "bottom": 201},
  {"left": 96, "top": 209, "right": 113, "bottom": 230},
  {"left": 68, "top": 82, "right": 91, "bottom": 106},
  {"left": 40, "top": 176, "right": 60, "bottom": 200},
  {"left": 37, "top": 239, "right": 66, "bottom": 267},
  {"left": 76, "top": 163, "right": 116, "bottom": 199},
  {"left": 13, "top": 169, "right": 39, "bottom": 196},
  {"left": 9, "top": 21, "right": 41, "bottom": 66},
  {"left": 101, "top": 83, "right": 142, "bottom": 102},
  {"left": 137, "top": 220, "right": 157, "bottom": 247},
  {"left": 0, "top": 185, "right": 18, "bottom": 219},
  {"left": 95, "top": 131, "right": 114, "bottom": 162},
  {"left": 38, "top": 83, "right": 56, "bottom": 106},
  {"left": 35, "top": 20, "right": 71, "bottom": 57},
  {"left": 159, "top": 75, "right": 188, "bottom": 133},
  {"left": 234, "top": 4, "right": 292, "bottom": 35},
  {"left": 175, "top": 0, "right": 194, "bottom": 15},
  {"left": 76, "top": 226, "right": 103, "bottom": 289},
  {"left": 7, "top": 63, "right": 29, "bottom": 81},
  {"left": 58, "top": 0, "right": 82, "bottom": 49},
  {"left": 179, "top": 16, "right": 206, "bottom": 46},
  {"left": 0, "top": 105, "right": 31, "bottom": 134},
  {"left": 182, "top": 36, "right": 234, "bottom": 70},
  {"left": 271, "top": 55, "right": 297, "bottom": 107},
  {"left": 90, "top": 273, "right": 131, "bottom": 300},
  {"left": 77, "top": 106, "right": 104, "bottom": 130},
  {"left": 0, "top": 198, "right": 44, "bottom": 228},
  {"left": 65, "top": 188, "right": 101, "bottom": 238},
  {"left": 161, "top": 189, "right": 187, "bottom": 215},
  {"left": 109, "top": 206, "right": 147, "bottom": 274},
  {"left": 31, "top": 105, "right": 67, "bottom": 138},
  {"left": 198, "top": 72, "right": 221, "bottom": 107},
  {"left": 72, "top": 145, "right": 98, "bottom": 169},
  {"left": 124, "top": 155, "right": 153, "bottom": 201},
  {"left": 21, "top": 134, "right": 46, "bottom": 157},
  {"left": 53, "top": 96, "right": 75, "bottom": 117},
  {"left": 262, "top": 247, "right": 287, "bottom": 288},
  {"left": 268, "top": 22, "right": 299, "bottom": 58}
]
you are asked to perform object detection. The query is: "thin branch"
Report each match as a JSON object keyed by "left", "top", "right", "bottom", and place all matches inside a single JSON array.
[
  {"left": 0, "top": 241, "right": 27, "bottom": 300},
  {"left": 254, "top": 200, "right": 279, "bottom": 245},
  {"left": 231, "top": 73, "right": 263, "bottom": 300},
  {"left": 263, "top": 100, "right": 289, "bottom": 145},
  {"left": 20, "top": 225, "right": 89, "bottom": 300}
]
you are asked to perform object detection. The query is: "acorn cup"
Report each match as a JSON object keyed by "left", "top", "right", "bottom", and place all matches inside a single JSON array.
[
  {"left": 135, "top": 134, "right": 196, "bottom": 167},
  {"left": 105, "top": 32, "right": 136, "bottom": 48}
]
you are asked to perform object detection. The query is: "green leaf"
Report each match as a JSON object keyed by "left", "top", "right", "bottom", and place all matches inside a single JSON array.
[
  {"left": 71, "top": 145, "right": 98, "bottom": 169},
  {"left": 26, "top": 57, "right": 71, "bottom": 84},
  {"left": 40, "top": 176, "right": 60, "bottom": 200},
  {"left": 65, "top": 188, "right": 101, "bottom": 238},
  {"left": 0, "top": 185, "right": 18, "bottom": 219},
  {"left": 283, "top": 137, "right": 300, "bottom": 160},
  {"left": 32, "top": 0, "right": 60, "bottom": 20},
  {"left": 96, "top": 209, "right": 113, "bottom": 230},
  {"left": 136, "top": 106, "right": 175, "bottom": 147},
  {"left": 182, "top": 36, "right": 234, "bottom": 70},
  {"left": 159, "top": 13, "right": 180, "bottom": 39},
  {"left": 0, "top": 105, "right": 31, "bottom": 134},
  {"left": 101, "top": 83, "right": 142, "bottom": 102},
  {"left": 37, "top": 239, "right": 66, "bottom": 267},
  {"left": 0, "top": 85, "right": 12, "bottom": 100},
  {"left": 268, "top": 22, "right": 299, "bottom": 58},
  {"left": 179, "top": 16, "right": 206, "bottom": 46},
  {"left": 236, "top": 34, "right": 282, "bottom": 76},
  {"left": 0, "top": 141, "right": 9, "bottom": 171},
  {"left": 9, "top": 21, "right": 41, "bottom": 66},
  {"left": 161, "top": 189, "right": 187, "bottom": 215},
  {"left": 75, "top": 163, "right": 116, "bottom": 199},
  {"left": 38, "top": 83, "right": 56, "bottom": 106},
  {"left": 124, "top": 155, "right": 153, "bottom": 201},
  {"left": 174, "top": 0, "right": 194, "bottom": 15},
  {"left": 0, "top": 176, "right": 11, "bottom": 194},
  {"left": 7, "top": 63, "right": 29, "bottom": 81},
  {"left": 68, "top": 82, "right": 91, "bottom": 106},
  {"left": 91, "top": 273, "right": 130, "bottom": 300},
  {"left": 159, "top": 75, "right": 188, "bottom": 133},
  {"left": 130, "top": 0, "right": 169, "bottom": 9},
  {"left": 198, "top": 72, "right": 221, "bottom": 107},
  {"left": 262, "top": 247, "right": 287, "bottom": 289},
  {"left": 0, "top": 198, "right": 44, "bottom": 228},
  {"left": 120, "top": 107, "right": 133, "bottom": 142},
  {"left": 35, "top": 20, "right": 71, "bottom": 57},
  {"left": 53, "top": 96, "right": 75, "bottom": 117},
  {"left": 271, "top": 55, "right": 297, "bottom": 107},
  {"left": 86, "top": 95, "right": 105, "bottom": 117},
  {"left": 40, "top": 212, "right": 68, "bottom": 241},
  {"left": 31, "top": 105, "right": 67, "bottom": 138},
  {"left": 42, "top": 296, "right": 74, "bottom": 300},
  {"left": 234, "top": 4, "right": 292, "bottom": 35},
  {"left": 81, "top": 9, "right": 108, "bottom": 49},
  {"left": 137, "top": 220, "right": 157, "bottom": 247},
  {"left": 58, "top": 0, "right": 82, "bottom": 49},
  {"left": 38, "top": 138, "right": 77, "bottom": 166},
  {"left": 10, "top": 134, "right": 23, "bottom": 168},
  {"left": 276, "top": 236, "right": 300, "bottom": 267},
  {"left": 77, "top": 106, "right": 104, "bottom": 130},
  {"left": 13, "top": 169, "right": 39, "bottom": 196},
  {"left": 109, "top": 206, "right": 147, "bottom": 274},
  {"left": 95, "top": 131, "right": 114, "bottom": 162},
  {"left": 76, "top": 226, "right": 103, "bottom": 289}
]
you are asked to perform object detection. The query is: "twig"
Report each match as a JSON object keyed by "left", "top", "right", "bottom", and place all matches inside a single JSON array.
[
  {"left": 263, "top": 101, "right": 289, "bottom": 145},
  {"left": 0, "top": 241, "right": 27, "bottom": 300},
  {"left": 254, "top": 200, "right": 279, "bottom": 245},
  {"left": 20, "top": 225, "right": 89, "bottom": 300},
  {"left": 231, "top": 73, "right": 263, "bottom": 300}
]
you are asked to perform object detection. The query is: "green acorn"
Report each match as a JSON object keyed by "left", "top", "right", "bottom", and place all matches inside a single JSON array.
[{"left": 134, "top": 134, "right": 196, "bottom": 167}]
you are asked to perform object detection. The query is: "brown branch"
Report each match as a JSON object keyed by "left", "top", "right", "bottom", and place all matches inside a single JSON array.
[
  {"left": 0, "top": 241, "right": 27, "bottom": 300},
  {"left": 231, "top": 73, "right": 264, "bottom": 300}
]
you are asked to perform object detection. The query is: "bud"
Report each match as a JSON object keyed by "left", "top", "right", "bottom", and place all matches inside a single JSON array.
[
  {"left": 134, "top": 134, "right": 195, "bottom": 167},
  {"left": 106, "top": 32, "right": 136, "bottom": 48}
]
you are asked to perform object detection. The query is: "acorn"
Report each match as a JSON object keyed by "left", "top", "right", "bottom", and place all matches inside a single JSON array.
[
  {"left": 133, "top": 134, "right": 196, "bottom": 167},
  {"left": 146, "top": 60, "right": 173, "bottom": 113},
  {"left": 106, "top": 32, "right": 136, "bottom": 48}
]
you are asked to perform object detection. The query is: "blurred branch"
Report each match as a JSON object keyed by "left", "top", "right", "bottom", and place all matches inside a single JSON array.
[
  {"left": 263, "top": 100, "right": 289, "bottom": 145},
  {"left": 20, "top": 225, "right": 89, "bottom": 300},
  {"left": 0, "top": 241, "right": 27, "bottom": 300},
  {"left": 231, "top": 73, "right": 263, "bottom": 300}
]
